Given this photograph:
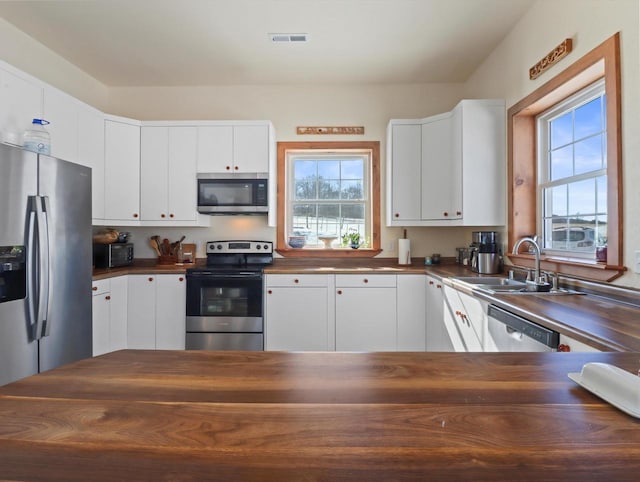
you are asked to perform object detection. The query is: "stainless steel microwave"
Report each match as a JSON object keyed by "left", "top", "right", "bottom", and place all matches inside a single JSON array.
[{"left": 197, "top": 173, "right": 268, "bottom": 214}]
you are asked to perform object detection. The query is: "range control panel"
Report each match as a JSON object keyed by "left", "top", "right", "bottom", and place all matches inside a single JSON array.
[{"left": 206, "top": 240, "right": 273, "bottom": 255}]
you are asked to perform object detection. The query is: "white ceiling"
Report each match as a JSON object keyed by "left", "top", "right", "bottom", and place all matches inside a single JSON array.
[{"left": 0, "top": 0, "right": 534, "bottom": 87}]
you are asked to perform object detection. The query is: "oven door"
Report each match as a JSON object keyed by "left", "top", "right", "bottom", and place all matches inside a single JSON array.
[{"left": 186, "top": 271, "right": 263, "bottom": 332}]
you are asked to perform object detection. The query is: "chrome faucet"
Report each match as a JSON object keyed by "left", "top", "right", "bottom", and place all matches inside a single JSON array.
[{"left": 512, "top": 236, "right": 543, "bottom": 285}]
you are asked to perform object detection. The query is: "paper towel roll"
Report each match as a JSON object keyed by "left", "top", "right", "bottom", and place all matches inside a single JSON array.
[{"left": 398, "top": 239, "right": 411, "bottom": 265}]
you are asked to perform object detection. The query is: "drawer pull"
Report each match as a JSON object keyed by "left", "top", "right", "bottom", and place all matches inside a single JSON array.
[
  {"left": 363, "top": 278, "right": 368, "bottom": 284},
  {"left": 179, "top": 277, "right": 184, "bottom": 282},
  {"left": 92, "top": 286, "right": 98, "bottom": 291},
  {"left": 429, "top": 280, "right": 434, "bottom": 285},
  {"left": 294, "top": 278, "right": 299, "bottom": 284},
  {"left": 105, "top": 295, "right": 111, "bottom": 300},
  {"left": 148, "top": 277, "right": 154, "bottom": 282},
  {"left": 268, "top": 290, "right": 273, "bottom": 294},
  {"left": 337, "top": 290, "right": 343, "bottom": 295}
]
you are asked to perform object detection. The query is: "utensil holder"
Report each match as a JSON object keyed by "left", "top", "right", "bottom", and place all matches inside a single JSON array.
[{"left": 157, "top": 255, "right": 177, "bottom": 265}]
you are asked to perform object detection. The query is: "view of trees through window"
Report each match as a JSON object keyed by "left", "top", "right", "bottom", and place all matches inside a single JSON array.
[
  {"left": 538, "top": 81, "right": 607, "bottom": 256},
  {"left": 289, "top": 155, "right": 369, "bottom": 248}
]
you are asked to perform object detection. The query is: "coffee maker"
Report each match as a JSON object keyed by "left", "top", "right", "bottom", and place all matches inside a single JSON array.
[{"left": 470, "top": 231, "right": 501, "bottom": 274}]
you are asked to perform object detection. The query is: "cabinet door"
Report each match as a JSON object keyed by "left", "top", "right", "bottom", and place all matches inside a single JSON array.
[
  {"left": 92, "top": 288, "right": 111, "bottom": 357},
  {"left": 458, "top": 290, "right": 489, "bottom": 350},
  {"left": 422, "top": 113, "right": 460, "bottom": 220},
  {"left": 265, "top": 287, "right": 330, "bottom": 351},
  {"left": 442, "top": 286, "right": 482, "bottom": 352},
  {"left": 389, "top": 124, "right": 421, "bottom": 223},
  {"left": 104, "top": 119, "right": 141, "bottom": 222},
  {"left": 425, "top": 276, "right": 454, "bottom": 351},
  {"left": 127, "top": 275, "right": 157, "bottom": 349},
  {"left": 140, "top": 126, "right": 169, "bottom": 221},
  {"left": 197, "top": 125, "right": 233, "bottom": 172},
  {"left": 397, "top": 275, "right": 426, "bottom": 351},
  {"left": 168, "top": 126, "right": 197, "bottom": 221},
  {"left": 43, "top": 87, "right": 78, "bottom": 164},
  {"left": 155, "top": 275, "right": 186, "bottom": 350},
  {"left": 558, "top": 334, "right": 600, "bottom": 353},
  {"left": 78, "top": 105, "right": 105, "bottom": 220},
  {"left": 0, "top": 66, "right": 42, "bottom": 146},
  {"left": 233, "top": 125, "right": 269, "bottom": 173},
  {"left": 336, "top": 287, "right": 397, "bottom": 351},
  {"left": 460, "top": 100, "right": 506, "bottom": 226},
  {"left": 109, "top": 276, "right": 128, "bottom": 352}
]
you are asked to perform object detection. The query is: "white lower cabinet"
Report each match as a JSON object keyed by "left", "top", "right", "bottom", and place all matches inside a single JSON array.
[
  {"left": 335, "top": 275, "right": 397, "bottom": 351},
  {"left": 156, "top": 275, "right": 187, "bottom": 350},
  {"left": 127, "top": 274, "right": 186, "bottom": 349},
  {"left": 397, "top": 275, "right": 426, "bottom": 351},
  {"left": 442, "top": 286, "right": 484, "bottom": 352},
  {"left": 265, "top": 275, "right": 334, "bottom": 351},
  {"left": 426, "top": 275, "right": 454, "bottom": 351},
  {"left": 91, "top": 276, "right": 128, "bottom": 356}
]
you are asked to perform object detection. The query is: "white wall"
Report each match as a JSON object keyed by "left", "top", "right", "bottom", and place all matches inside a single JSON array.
[
  {"left": 0, "top": 18, "right": 108, "bottom": 110},
  {"left": 463, "top": 0, "right": 640, "bottom": 287}
]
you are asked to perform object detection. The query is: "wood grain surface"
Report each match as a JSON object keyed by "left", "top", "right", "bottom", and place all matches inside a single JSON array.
[{"left": 2, "top": 350, "right": 640, "bottom": 481}]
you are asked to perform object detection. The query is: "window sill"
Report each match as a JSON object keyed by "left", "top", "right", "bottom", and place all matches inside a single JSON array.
[
  {"left": 276, "top": 248, "right": 384, "bottom": 258},
  {"left": 507, "top": 254, "right": 626, "bottom": 282}
]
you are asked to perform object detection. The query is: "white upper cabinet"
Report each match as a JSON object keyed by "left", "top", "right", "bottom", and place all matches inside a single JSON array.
[
  {"left": 104, "top": 116, "right": 141, "bottom": 224},
  {"left": 388, "top": 123, "right": 421, "bottom": 223},
  {"left": 78, "top": 105, "right": 105, "bottom": 220},
  {"left": 140, "top": 124, "right": 208, "bottom": 226},
  {"left": 387, "top": 99, "right": 505, "bottom": 226},
  {"left": 197, "top": 123, "right": 271, "bottom": 174},
  {"left": 421, "top": 112, "right": 459, "bottom": 221},
  {"left": 43, "top": 87, "right": 79, "bottom": 164},
  {"left": 0, "top": 63, "right": 43, "bottom": 147}
]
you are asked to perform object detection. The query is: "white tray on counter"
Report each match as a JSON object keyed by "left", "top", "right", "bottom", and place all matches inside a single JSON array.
[{"left": 568, "top": 362, "right": 640, "bottom": 419}]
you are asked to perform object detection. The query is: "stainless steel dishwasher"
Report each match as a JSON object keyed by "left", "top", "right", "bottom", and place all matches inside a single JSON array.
[{"left": 486, "top": 305, "right": 559, "bottom": 352}]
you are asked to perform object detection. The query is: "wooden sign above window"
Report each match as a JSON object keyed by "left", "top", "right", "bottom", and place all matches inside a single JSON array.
[
  {"left": 296, "top": 126, "right": 365, "bottom": 135},
  {"left": 529, "top": 38, "right": 573, "bottom": 80}
]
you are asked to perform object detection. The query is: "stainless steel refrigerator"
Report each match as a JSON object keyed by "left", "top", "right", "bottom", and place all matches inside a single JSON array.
[{"left": 0, "top": 142, "right": 92, "bottom": 386}]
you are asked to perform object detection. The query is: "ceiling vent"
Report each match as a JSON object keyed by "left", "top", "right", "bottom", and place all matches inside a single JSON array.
[{"left": 270, "top": 33, "right": 309, "bottom": 43}]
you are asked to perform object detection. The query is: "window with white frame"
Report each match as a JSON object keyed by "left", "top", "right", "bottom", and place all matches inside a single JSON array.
[
  {"left": 537, "top": 79, "right": 607, "bottom": 258},
  {"left": 286, "top": 150, "right": 371, "bottom": 249}
]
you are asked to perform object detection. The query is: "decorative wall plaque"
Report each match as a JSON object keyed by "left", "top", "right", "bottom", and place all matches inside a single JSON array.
[
  {"left": 529, "top": 38, "right": 573, "bottom": 80},
  {"left": 296, "top": 126, "right": 365, "bottom": 135}
]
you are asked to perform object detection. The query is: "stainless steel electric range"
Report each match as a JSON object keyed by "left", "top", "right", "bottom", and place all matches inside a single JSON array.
[{"left": 185, "top": 240, "right": 273, "bottom": 350}]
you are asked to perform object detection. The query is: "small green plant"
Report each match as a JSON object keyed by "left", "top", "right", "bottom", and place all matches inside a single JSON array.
[{"left": 342, "top": 229, "right": 361, "bottom": 248}]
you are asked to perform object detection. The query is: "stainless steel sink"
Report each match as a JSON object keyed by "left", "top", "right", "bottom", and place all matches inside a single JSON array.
[{"left": 449, "top": 276, "right": 583, "bottom": 295}]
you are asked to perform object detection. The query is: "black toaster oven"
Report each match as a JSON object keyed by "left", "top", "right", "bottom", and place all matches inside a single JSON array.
[{"left": 93, "top": 243, "right": 134, "bottom": 268}]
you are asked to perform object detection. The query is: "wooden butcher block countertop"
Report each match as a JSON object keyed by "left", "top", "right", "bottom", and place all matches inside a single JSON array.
[{"left": 2, "top": 350, "right": 640, "bottom": 481}]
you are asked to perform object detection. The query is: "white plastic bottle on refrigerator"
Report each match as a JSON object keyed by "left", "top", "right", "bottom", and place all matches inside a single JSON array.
[{"left": 23, "top": 118, "right": 51, "bottom": 155}]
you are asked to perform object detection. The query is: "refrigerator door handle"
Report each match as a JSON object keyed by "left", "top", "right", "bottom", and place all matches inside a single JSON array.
[
  {"left": 26, "top": 204, "right": 37, "bottom": 339},
  {"left": 34, "top": 195, "right": 51, "bottom": 339}
]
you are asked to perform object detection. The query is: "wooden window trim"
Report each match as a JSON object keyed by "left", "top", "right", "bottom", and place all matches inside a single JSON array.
[
  {"left": 507, "top": 33, "right": 625, "bottom": 282},
  {"left": 276, "top": 141, "right": 382, "bottom": 257}
]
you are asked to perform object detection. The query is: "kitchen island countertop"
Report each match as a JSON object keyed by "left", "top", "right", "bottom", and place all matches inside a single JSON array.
[{"left": 2, "top": 349, "right": 640, "bottom": 481}]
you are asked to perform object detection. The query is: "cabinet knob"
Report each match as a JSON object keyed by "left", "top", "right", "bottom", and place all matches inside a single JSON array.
[
  {"left": 226, "top": 166, "right": 231, "bottom": 170},
  {"left": 234, "top": 166, "right": 239, "bottom": 170},
  {"left": 443, "top": 212, "right": 449, "bottom": 217},
  {"left": 363, "top": 278, "right": 369, "bottom": 284},
  {"left": 92, "top": 286, "right": 98, "bottom": 291},
  {"left": 394, "top": 213, "right": 400, "bottom": 218},
  {"left": 558, "top": 344, "right": 571, "bottom": 352},
  {"left": 133, "top": 213, "right": 139, "bottom": 218},
  {"left": 179, "top": 277, "right": 184, "bottom": 282},
  {"left": 456, "top": 211, "right": 462, "bottom": 216},
  {"left": 105, "top": 295, "right": 111, "bottom": 301},
  {"left": 436, "top": 284, "right": 442, "bottom": 288},
  {"left": 294, "top": 278, "right": 299, "bottom": 284},
  {"left": 148, "top": 277, "right": 154, "bottom": 282},
  {"left": 337, "top": 290, "right": 343, "bottom": 295},
  {"left": 455, "top": 310, "right": 462, "bottom": 317},
  {"left": 170, "top": 214, "right": 174, "bottom": 218},
  {"left": 429, "top": 281, "right": 434, "bottom": 285},
  {"left": 161, "top": 213, "right": 166, "bottom": 218},
  {"left": 268, "top": 289, "right": 273, "bottom": 294}
]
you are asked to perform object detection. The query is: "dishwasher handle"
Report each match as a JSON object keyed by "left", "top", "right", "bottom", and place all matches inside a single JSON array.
[{"left": 487, "top": 304, "right": 559, "bottom": 349}]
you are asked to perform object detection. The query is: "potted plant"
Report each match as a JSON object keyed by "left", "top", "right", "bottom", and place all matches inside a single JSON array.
[{"left": 342, "top": 229, "right": 361, "bottom": 249}]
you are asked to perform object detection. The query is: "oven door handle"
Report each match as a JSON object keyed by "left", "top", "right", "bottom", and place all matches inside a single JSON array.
[{"left": 187, "top": 272, "right": 263, "bottom": 280}]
